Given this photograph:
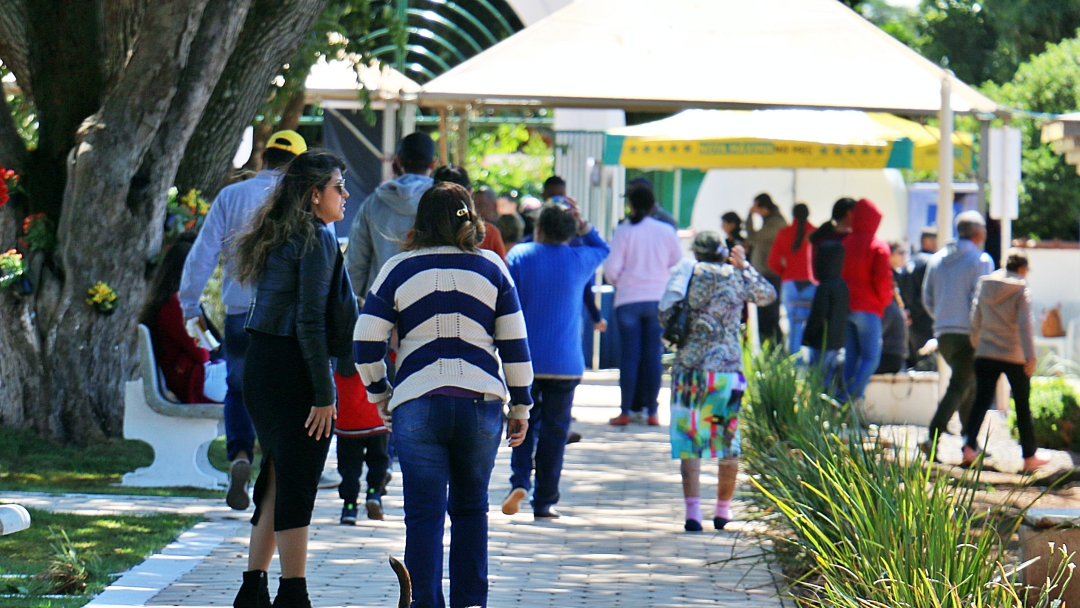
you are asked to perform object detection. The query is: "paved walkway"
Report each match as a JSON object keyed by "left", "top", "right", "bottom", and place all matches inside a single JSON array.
[{"left": 3, "top": 378, "right": 783, "bottom": 607}]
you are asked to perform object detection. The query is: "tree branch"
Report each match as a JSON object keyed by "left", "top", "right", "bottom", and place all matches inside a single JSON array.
[
  {"left": 126, "top": 0, "right": 254, "bottom": 225},
  {"left": 101, "top": 0, "right": 148, "bottom": 93},
  {"left": 174, "top": 0, "right": 330, "bottom": 199},
  {"left": 0, "top": 0, "right": 31, "bottom": 99}
]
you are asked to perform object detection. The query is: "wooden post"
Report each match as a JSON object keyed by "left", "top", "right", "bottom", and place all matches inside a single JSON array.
[
  {"left": 456, "top": 107, "right": 470, "bottom": 168},
  {"left": 437, "top": 108, "right": 449, "bottom": 165}
]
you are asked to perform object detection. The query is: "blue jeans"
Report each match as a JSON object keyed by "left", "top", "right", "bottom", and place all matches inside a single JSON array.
[
  {"left": 510, "top": 378, "right": 578, "bottom": 511},
  {"left": 781, "top": 281, "right": 816, "bottom": 356},
  {"left": 616, "top": 301, "right": 663, "bottom": 416},
  {"left": 224, "top": 313, "right": 256, "bottom": 461},
  {"left": 841, "top": 312, "right": 883, "bottom": 401},
  {"left": 393, "top": 396, "right": 504, "bottom": 608}
]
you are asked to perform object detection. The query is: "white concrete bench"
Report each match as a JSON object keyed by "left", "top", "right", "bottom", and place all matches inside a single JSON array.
[
  {"left": 860, "top": 370, "right": 942, "bottom": 427},
  {"left": 121, "top": 324, "right": 227, "bottom": 489},
  {"left": 0, "top": 504, "right": 30, "bottom": 535}
]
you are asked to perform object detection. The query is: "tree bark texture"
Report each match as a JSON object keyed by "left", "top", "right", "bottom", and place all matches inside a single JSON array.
[
  {"left": 0, "top": 0, "right": 312, "bottom": 443},
  {"left": 0, "top": 0, "right": 31, "bottom": 99},
  {"left": 174, "top": 0, "right": 329, "bottom": 200}
]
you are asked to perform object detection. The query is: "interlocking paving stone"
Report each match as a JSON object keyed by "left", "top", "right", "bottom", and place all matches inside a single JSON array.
[{"left": 5, "top": 375, "right": 784, "bottom": 607}]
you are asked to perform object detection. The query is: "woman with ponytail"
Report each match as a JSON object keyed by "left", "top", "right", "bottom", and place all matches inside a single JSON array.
[
  {"left": 354, "top": 182, "right": 533, "bottom": 608},
  {"left": 767, "top": 203, "right": 816, "bottom": 356}
]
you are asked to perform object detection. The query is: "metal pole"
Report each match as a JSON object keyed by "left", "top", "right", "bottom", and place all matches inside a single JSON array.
[
  {"left": 381, "top": 102, "right": 397, "bottom": 182},
  {"left": 437, "top": 108, "right": 449, "bottom": 165},
  {"left": 937, "top": 73, "right": 955, "bottom": 243},
  {"left": 401, "top": 101, "right": 416, "bottom": 136},
  {"left": 395, "top": 0, "right": 408, "bottom": 74},
  {"left": 672, "top": 168, "right": 682, "bottom": 227}
]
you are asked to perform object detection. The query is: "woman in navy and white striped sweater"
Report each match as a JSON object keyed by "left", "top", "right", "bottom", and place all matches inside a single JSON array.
[{"left": 354, "top": 182, "right": 532, "bottom": 608}]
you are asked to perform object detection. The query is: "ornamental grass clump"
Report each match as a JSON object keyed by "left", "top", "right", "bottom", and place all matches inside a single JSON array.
[{"left": 740, "top": 347, "right": 1072, "bottom": 607}]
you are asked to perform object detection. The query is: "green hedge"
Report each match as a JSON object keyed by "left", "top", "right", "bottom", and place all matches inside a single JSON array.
[{"left": 1010, "top": 377, "right": 1080, "bottom": 452}]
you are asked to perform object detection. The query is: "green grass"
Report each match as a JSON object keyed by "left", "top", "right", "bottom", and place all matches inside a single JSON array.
[
  {"left": 0, "top": 507, "right": 199, "bottom": 608},
  {"left": 207, "top": 437, "right": 262, "bottom": 480},
  {"left": 0, "top": 426, "right": 223, "bottom": 498}
]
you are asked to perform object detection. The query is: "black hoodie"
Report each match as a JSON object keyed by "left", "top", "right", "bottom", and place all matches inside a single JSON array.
[{"left": 803, "top": 241, "right": 849, "bottom": 351}]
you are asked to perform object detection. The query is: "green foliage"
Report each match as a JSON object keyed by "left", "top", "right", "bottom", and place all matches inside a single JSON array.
[
  {"left": 865, "top": 0, "right": 1080, "bottom": 87},
  {"left": 1008, "top": 377, "right": 1080, "bottom": 451},
  {"left": 0, "top": 425, "right": 221, "bottom": 497},
  {"left": 0, "top": 62, "right": 38, "bottom": 151},
  {"left": 0, "top": 508, "right": 197, "bottom": 607},
  {"left": 982, "top": 34, "right": 1080, "bottom": 241},
  {"left": 741, "top": 347, "right": 1065, "bottom": 606},
  {"left": 459, "top": 124, "right": 553, "bottom": 199}
]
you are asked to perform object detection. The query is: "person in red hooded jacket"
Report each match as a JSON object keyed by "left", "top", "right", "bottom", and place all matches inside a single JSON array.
[{"left": 839, "top": 198, "right": 894, "bottom": 401}]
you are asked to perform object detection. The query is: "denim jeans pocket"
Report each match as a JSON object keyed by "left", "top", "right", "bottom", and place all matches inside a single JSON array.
[
  {"left": 476, "top": 400, "right": 504, "bottom": 439},
  {"left": 393, "top": 399, "right": 431, "bottom": 435}
]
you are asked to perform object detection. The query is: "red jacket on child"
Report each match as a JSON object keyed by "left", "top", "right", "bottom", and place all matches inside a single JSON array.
[{"left": 334, "top": 369, "right": 388, "bottom": 436}]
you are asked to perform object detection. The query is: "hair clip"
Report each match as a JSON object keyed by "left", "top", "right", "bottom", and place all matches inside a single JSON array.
[
  {"left": 455, "top": 203, "right": 470, "bottom": 218},
  {"left": 717, "top": 245, "right": 730, "bottom": 259}
]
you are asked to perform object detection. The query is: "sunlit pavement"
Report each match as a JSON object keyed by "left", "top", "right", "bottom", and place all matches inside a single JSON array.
[{"left": 4, "top": 373, "right": 783, "bottom": 607}]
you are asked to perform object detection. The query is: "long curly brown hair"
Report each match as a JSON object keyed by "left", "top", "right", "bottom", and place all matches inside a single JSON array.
[{"left": 233, "top": 150, "right": 345, "bottom": 285}]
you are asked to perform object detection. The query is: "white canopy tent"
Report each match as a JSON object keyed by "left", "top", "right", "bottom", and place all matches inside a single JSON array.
[
  {"left": 418, "top": 0, "right": 1003, "bottom": 244},
  {"left": 419, "top": 0, "right": 997, "bottom": 115}
]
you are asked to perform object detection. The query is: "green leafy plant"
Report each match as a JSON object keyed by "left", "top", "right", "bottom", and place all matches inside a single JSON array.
[
  {"left": 33, "top": 529, "right": 97, "bottom": 596},
  {"left": 0, "top": 249, "right": 25, "bottom": 288},
  {"left": 20, "top": 213, "right": 57, "bottom": 253},
  {"left": 740, "top": 347, "right": 1067, "bottom": 606},
  {"left": 1008, "top": 376, "right": 1080, "bottom": 451}
]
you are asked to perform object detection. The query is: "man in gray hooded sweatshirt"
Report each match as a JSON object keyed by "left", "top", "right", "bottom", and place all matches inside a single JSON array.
[
  {"left": 347, "top": 132, "right": 436, "bottom": 298},
  {"left": 920, "top": 211, "right": 994, "bottom": 455}
]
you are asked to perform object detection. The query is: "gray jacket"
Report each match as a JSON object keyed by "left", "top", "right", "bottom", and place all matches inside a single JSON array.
[
  {"left": 179, "top": 171, "right": 279, "bottom": 318},
  {"left": 922, "top": 239, "right": 994, "bottom": 336},
  {"left": 346, "top": 173, "right": 433, "bottom": 297},
  {"left": 970, "top": 269, "right": 1035, "bottom": 365}
]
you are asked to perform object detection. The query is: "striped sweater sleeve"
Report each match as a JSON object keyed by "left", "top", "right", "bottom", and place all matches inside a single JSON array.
[
  {"left": 353, "top": 273, "right": 398, "bottom": 403},
  {"left": 493, "top": 269, "right": 533, "bottom": 418}
]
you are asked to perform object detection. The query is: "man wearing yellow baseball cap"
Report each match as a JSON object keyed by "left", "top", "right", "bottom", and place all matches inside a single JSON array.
[
  {"left": 265, "top": 129, "right": 307, "bottom": 156},
  {"left": 178, "top": 129, "right": 308, "bottom": 511}
]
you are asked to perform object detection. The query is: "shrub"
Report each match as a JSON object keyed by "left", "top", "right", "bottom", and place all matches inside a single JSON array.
[
  {"left": 1009, "top": 377, "right": 1080, "bottom": 451},
  {"left": 741, "top": 347, "right": 1070, "bottom": 606}
]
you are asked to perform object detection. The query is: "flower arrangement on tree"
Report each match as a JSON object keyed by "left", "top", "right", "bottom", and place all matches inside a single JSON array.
[
  {"left": 0, "top": 166, "right": 21, "bottom": 209},
  {"left": 20, "top": 213, "right": 57, "bottom": 253},
  {"left": 165, "top": 187, "right": 210, "bottom": 241},
  {"left": 0, "top": 249, "right": 25, "bottom": 288},
  {"left": 85, "top": 281, "right": 119, "bottom": 315}
]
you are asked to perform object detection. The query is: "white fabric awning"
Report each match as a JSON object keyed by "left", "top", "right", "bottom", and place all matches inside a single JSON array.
[{"left": 419, "top": 0, "right": 999, "bottom": 115}]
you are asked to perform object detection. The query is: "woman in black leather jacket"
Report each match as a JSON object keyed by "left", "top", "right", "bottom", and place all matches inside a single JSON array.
[{"left": 231, "top": 150, "right": 352, "bottom": 608}]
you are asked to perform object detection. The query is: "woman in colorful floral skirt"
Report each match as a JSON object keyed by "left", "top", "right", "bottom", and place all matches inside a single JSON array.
[{"left": 660, "top": 232, "right": 776, "bottom": 532}]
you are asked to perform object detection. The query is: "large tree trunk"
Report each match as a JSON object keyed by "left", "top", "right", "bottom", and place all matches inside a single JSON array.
[
  {"left": 0, "top": 0, "right": 256, "bottom": 443},
  {"left": 174, "top": 0, "right": 329, "bottom": 200}
]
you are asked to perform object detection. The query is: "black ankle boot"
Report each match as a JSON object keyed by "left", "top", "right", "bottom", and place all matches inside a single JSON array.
[
  {"left": 234, "top": 570, "right": 271, "bottom": 608},
  {"left": 272, "top": 577, "right": 311, "bottom": 608}
]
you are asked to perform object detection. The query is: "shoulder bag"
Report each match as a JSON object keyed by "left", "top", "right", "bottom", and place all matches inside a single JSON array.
[{"left": 662, "top": 264, "right": 697, "bottom": 349}]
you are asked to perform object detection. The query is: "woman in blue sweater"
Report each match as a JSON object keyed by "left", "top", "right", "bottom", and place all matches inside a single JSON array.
[
  {"left": 354, "top": 183, "right": 532, "bottom": 608},
  {"left": 502, "top": 200, "right": 609, "bottom": 520}
]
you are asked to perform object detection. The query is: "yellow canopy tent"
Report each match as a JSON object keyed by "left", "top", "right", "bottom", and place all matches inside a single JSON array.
[{"left": 602, "top": 109, "right": 974, "bottom": 173}]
